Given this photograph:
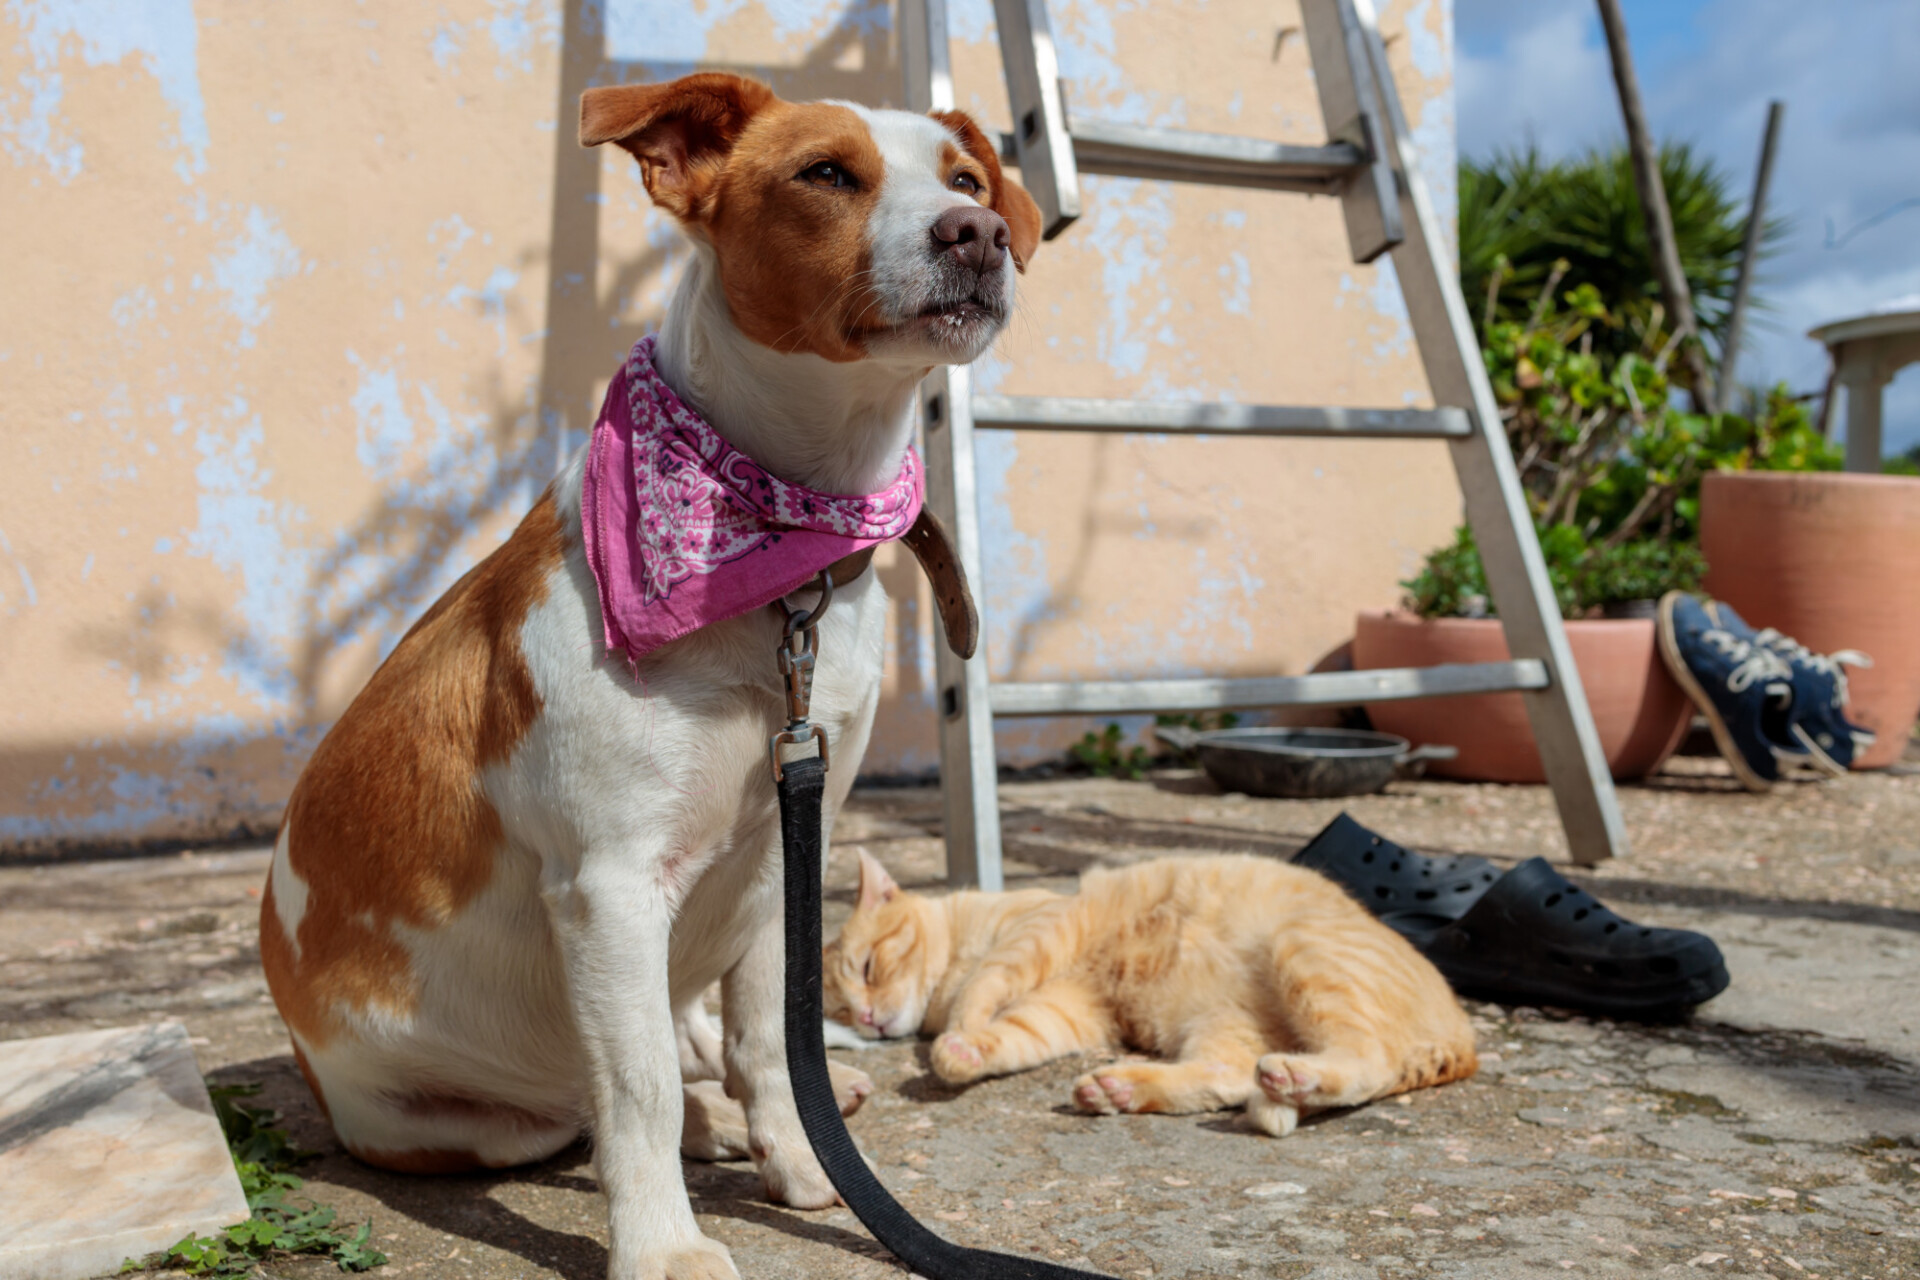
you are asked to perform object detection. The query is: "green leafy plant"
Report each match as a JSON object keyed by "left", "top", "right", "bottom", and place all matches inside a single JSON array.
[
  {"left": 123, "top": 1083, "right": 387, "bottom": 1277},
  {"left": 1462, "top": 143, "right": 1782, "bottom": 379},
  {"left": 1573, "top": 538, "right": 1708, "bottom": 609},
  {"left": 1070, "top": 723, "right": 1151, "bottom": 779},
  {"left": 1401, "top": 524, "right": 1588, "bottom": 620},
  {"left": 1481, "top": 275, "right": 1838, "bottom": 546},
  {"left": 1885, "top": 445, "right": 1920, "bottom": 477}
]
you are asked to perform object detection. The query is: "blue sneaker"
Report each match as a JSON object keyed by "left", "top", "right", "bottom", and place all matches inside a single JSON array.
[
  {"left": 1705, "top": 601, "right": 1875, "bottom": 775},
  {"left": 1657, "top": 592, "right": 1805, "bottom": 792}
]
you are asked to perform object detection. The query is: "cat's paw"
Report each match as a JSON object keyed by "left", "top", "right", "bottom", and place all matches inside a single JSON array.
[
  {"left": 1071, "top": 1067, "right": 1158, "bottom": 1114},
  {"left": 1072, "top": 1072, "right": 1128, "bottom": 1113},
  {"left": 930, "top": 1032, "right": 989, "bottom": 1084},
  {"left": 1244, "top": 1090, "right": 1300, "bottom": 1138},
  {"left": 1255, "top": 1053, "right": 1321, "bottom": 1107}
]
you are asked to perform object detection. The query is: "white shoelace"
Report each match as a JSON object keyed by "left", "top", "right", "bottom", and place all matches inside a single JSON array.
[
  {"left": 1700, "top": 628, "right": 1794, "bottom": 696},
  {"left": 1753, "top": 628, "right": 1873, "bottom": 709}
]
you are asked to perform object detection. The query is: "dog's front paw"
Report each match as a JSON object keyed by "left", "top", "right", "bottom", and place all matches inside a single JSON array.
[
  {"left": 826, "top": 1058, "right": 874, "bottom": 1117},
  {"left": 753, "top": 1138, "right": 838, "bottom": 1209},
  {"left": 930, "top": 1031, "right": 989, "bottom": 1084},
  {"left": 617, "top": 1235, "right": 738, "bottom": 1280}
]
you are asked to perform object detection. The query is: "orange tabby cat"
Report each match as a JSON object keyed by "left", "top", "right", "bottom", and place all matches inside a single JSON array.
[{"left": 823, "top": 851, "right": 1475, "bottom": 1135}]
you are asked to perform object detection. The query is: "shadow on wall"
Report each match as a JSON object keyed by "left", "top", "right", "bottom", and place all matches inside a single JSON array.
[{"left": 12, "top": 2, "right": 920, "bottom": 855}]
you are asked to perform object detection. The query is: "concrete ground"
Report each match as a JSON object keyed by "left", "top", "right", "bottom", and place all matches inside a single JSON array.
[{"left": 5, "top": 750, "right": 1919, "bottom": 1280}]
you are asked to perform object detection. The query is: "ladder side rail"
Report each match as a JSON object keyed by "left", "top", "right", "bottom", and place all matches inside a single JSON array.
[
  {"left": 899, "top": 0, "right": 954, "bottom": 117},
  {"left": 991, "top": 0, "right": 1082, "bottom": 237},
  {"left": 1297, "top": 0, "right": 1403, "bottom": 262},
  {"left": 906, "top": 0, "right": 1008, "bottom": 891},
  {"left": 920, "top": 371, "right": 1007, "bottom": 891},
  {"left": 1349, "top": 0, "right": 1628, "bottom": 865}
]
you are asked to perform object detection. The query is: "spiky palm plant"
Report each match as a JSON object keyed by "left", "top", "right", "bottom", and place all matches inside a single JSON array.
[{"left": 1461, "top": 144, "right": 1783, "bottom": 372}]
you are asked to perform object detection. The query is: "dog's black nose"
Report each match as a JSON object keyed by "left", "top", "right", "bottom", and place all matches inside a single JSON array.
[{"left": 931, "top": 204, "right": 1010, "bottom": 275}]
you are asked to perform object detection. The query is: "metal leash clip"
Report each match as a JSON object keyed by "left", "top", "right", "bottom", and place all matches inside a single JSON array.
[{"left": 769, "top": 570, "right": 834, "bottom": 781}]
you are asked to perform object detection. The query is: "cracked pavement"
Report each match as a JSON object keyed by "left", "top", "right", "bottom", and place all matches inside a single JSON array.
[{"left": 4, "top": 751, "right": 1917, "bottom": 1279}]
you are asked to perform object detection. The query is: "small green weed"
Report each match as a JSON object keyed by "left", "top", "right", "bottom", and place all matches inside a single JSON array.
[
  {"left": 122, "top": 1083, "right": 387, "bottom": 1277},
  {"left": 1070, "top": 723, "right": 1151, "bottom": 779}
]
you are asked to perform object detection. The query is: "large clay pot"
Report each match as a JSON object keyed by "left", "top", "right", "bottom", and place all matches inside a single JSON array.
[
  {"left": 1701, "top": 471, "right": 1920, "bottom": 769},
  {"left": 1352, "top": 610, "right": 1692, "bottom": 783}
]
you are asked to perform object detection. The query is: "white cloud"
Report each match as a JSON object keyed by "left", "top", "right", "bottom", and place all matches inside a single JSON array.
[{"left": 1456, "top": 1, "right": 1613, "bottom": 159}]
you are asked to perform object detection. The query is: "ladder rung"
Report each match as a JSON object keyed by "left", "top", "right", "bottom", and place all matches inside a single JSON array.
[
  {"left": 988, "top": 661, "right": 1550, "bottom": 717},
  {"left": 997, "top": 119, "right": 1368, "bottom": 194},
  {"left": 971, "top": 395, "right": 1471, "bottom": 440}
]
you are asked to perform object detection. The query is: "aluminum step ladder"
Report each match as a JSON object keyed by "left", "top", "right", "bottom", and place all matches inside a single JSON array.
[{"left": 900, "top": 0, "right": 1629, "bottom": 883}]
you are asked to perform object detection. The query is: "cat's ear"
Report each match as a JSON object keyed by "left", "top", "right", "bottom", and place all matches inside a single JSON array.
[{"left": 856, "top": 849, "right": 899, "bottom": 910}]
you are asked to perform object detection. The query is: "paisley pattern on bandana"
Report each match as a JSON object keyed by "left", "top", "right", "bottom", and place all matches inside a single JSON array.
[{"left": 581, "top": 336, "right": 923, "bottom": 662}]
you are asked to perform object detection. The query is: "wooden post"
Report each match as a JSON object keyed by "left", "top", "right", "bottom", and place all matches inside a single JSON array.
[
  {"left": 1594, "top": 0, "right": 1718, "bottom": 415},
  {"left": 1721, "top": 101, "right": 1785, "bottom": 403}
]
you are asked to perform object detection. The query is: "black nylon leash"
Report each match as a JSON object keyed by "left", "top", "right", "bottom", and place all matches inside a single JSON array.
[
  {"left": 777, "top": 757, "right": 1113, "bottom": 1280},
  {"left": 770, "top": 574, "right": 1114, "bottom": 1280}
]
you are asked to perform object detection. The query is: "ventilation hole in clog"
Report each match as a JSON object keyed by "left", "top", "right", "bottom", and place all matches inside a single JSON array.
[
  {"left": 1544, "top": 893, "right": 1563, "bottom": 908},
  {"left": 1421, "top": 868, "right": 1432, "bottom": 878},
  {"left": 1638, "top": 928, "right": 1652, "bottom": 939},
  {"left": 1595, "top": 961, "right": 1621, "bottom": 979},
  {"left": 1603, "top": 922, "right": 1618, "bottom": 934},
  {"left": 1454, "top": 883, "right": 1475, "bottom": 894},
  {"left": 1649, "top": 956, "right": 1679, "bottom": 975},
  {"left": 1416, "top": 889, "right": 1437, "bottom": 901},
  {"left": 1362, "top": 851, "right": 1375, "bottom": 864},
  {"left": 1389, "top": 860, "right": 1401, "bottom": 872},
  {"left": 1482, "top": 872, "right": 1496, "bottom": 883},
  {"left": 1573, "top": 908, "right": 1589, "bottom": 921},
  {"left": 1374, "top": 886, "right": 1391, "bottom": 900}
]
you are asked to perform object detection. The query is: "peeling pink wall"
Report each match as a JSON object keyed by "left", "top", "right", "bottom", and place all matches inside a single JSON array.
[{"left": 0, "top": 0, "right": 1459, "bottom": 853}]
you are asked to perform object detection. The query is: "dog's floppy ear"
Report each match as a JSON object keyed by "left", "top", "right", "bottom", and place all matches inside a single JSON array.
[
  {"left": 580, "top": 73, "right": 776, "bottom": 222},
  {"left": 930, "top": 109, "right": 1043, "bottom": 272}
]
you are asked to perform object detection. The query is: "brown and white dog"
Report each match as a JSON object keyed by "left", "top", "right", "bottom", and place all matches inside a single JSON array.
[{"left": 260, "top": 74, "right": 1040, "bottom": 1280}]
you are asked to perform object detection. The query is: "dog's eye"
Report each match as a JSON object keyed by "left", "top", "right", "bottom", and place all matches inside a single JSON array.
[
  {"left": 801, "top": 161, "right": 855, "bottom": 189},
  {"left": 951, "top": 172, "right": 983, "bottom": 196}
]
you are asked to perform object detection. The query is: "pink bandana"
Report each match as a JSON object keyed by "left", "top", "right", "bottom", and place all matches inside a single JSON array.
[{"left": 581, "top": 336, "right": 924, "bottom": 663}]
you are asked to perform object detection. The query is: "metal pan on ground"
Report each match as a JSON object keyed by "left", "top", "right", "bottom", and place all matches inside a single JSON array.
[{"left": 1161, "top": 726, "right": 1457, "bottom": 799}]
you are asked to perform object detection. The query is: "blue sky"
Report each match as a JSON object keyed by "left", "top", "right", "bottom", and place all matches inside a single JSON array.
[{"left": 1456, "top": 0, "right": 1920, "bottom": 458}]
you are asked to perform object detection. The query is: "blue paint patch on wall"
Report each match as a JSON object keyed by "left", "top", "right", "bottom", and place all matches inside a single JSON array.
[
  {"left": 1403, "top": 0, "right": 1458, "bottom": 255},
  {"left": 0, "top": 527, "right": 37, "bottom": 612},
  {"left": 602, "top": 0, "right": 888, "bottom": 69},
  {"left": 3, "top": 0, "right": 208, "bottom": 181},
  {"left": 971, "top": 430, "right": 1056, "bottom": 678},
  {"left": 183, "top": 397, "right": 311, "bottom": 710},
  {"left": 347, "top": 353, "right": 416, "bottom": 474},
  {"left": 486, "top": 0, "right": 557, "bottom": 75},
  {"left": 604, "top": 0, "right": 748, "bottom": 65},
  {"left": 211, "top": 206, "right": 302, "bottom": 349}
]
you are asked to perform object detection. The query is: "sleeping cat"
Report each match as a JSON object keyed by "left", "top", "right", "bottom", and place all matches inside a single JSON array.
[{"left": 823, "top": 851, "right": 1476, "bottom": 1135}]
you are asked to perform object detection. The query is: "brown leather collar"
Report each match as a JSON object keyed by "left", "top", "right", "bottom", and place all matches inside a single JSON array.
[{"left": 825, "top": 509, "right": 978, "bottom": 659}]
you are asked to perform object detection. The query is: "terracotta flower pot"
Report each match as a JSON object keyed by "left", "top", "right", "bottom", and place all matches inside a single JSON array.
[
  {"left": 1700, "top": 471, "right": 1920, "bottom": 769},
  {"left": 1352, "top": 610, "right": 1692, "bottom": 783}
]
